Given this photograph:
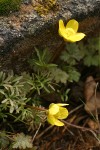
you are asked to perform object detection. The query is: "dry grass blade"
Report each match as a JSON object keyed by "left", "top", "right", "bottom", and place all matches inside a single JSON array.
[{"left": 32, "top": 123, "right": 41, "bottom": 142}]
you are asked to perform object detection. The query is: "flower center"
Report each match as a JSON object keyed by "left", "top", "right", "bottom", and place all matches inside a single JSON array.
[{"left": 65, "top": 28, "right": 75, "bottom": 37}]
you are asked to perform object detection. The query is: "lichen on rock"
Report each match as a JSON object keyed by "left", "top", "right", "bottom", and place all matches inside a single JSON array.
[{"left": 32, "top": 0, "right": 59, "bottom": 16}]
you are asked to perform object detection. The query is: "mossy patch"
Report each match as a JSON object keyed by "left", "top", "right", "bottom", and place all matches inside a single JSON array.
[{"left": 0, "top": 0, "right": 21, "bottom": 15}]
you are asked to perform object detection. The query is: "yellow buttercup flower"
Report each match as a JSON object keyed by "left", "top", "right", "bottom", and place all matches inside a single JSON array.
[
  {"left": 59, "top": 19, "right": 86, "bottom": 42},
  {"left": 47, "top": 103, "right": 68, "bottom": 126}
]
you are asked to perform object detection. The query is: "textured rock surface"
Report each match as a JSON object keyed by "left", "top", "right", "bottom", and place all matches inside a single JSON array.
[{"left": 0, "top": 0, "right": 100, "bottom": 72}]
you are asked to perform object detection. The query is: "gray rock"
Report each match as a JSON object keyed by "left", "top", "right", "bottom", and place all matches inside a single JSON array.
[{"left": 0, "top": 0, "right": 100, "bottom": 72}]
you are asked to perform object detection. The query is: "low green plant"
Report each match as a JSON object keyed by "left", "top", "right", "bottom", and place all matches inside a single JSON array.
[
  {"left": 82, "top": 37, "right": 100, "bottom": 66},
  {"left": 29, "top": 48, "right": 69, "bottom": 84},
  {"left": 0, "top": 71, "right": 30, "bottom": 114},
  {"left": 0, "top": 71, "right": 52, "bottom": 124},
  {"left": 12, "top": 133, "right": 33, "bottom": 149},
  {"left": 59, "top": 37, "right": 100, "bottom": 81},
  {"left": 61, "top": 37, "right": 100, "bottom": 67},
  {"left": 0, "top": 71, "right": 48, "bottom": 149},
  {"left": 0, "top": 131, "right": 10, "bottom": 149}
]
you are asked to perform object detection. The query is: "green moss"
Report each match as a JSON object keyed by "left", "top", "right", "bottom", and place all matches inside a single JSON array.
[{"left": 0, "top": 0, "right": 21, "bottom": 15}]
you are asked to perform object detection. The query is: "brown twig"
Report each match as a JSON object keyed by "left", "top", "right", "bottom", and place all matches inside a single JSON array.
[
  {"left": 63, "top": 120, "right": 100, "bottom": 133},
  {"left": 69, "top": 104, "right": 83, "bottom": 115},
  {"left": 62, "top": 120, "right": 100, "bottom": 144},
  {"left": 26, "top": 104, "right": 46, "bottom": 111},
  {"left": 35, "top": 125, "right": 53, "bottom": 139}
]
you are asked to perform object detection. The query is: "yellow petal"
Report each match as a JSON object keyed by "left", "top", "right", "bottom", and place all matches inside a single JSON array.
[
  {"left": 54, "top": 118, "right": 64, "bottom": 126},
  {"left": 47, "top": 114, "right": 55, "bottom": 125},
  {"left": 47, "top": 114, "right": 64, "bottom": 126},
  {"left": 55, "top": 107, "right": 68, "bottom": 119},
  {"left": 66, "top": 19, "right": 79, "bottom": 33},
  {"left": 49, "top": 103, "right": 59, "bottom": 115},
  {"left": 66, "top": 33, "right": 86, "bottom": 42},
  {"left": 58, "top": 19, "right": 66, "bottom": 37},
  {"left": 57, "top": 103, "right": 69, "bottom": 106}
]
